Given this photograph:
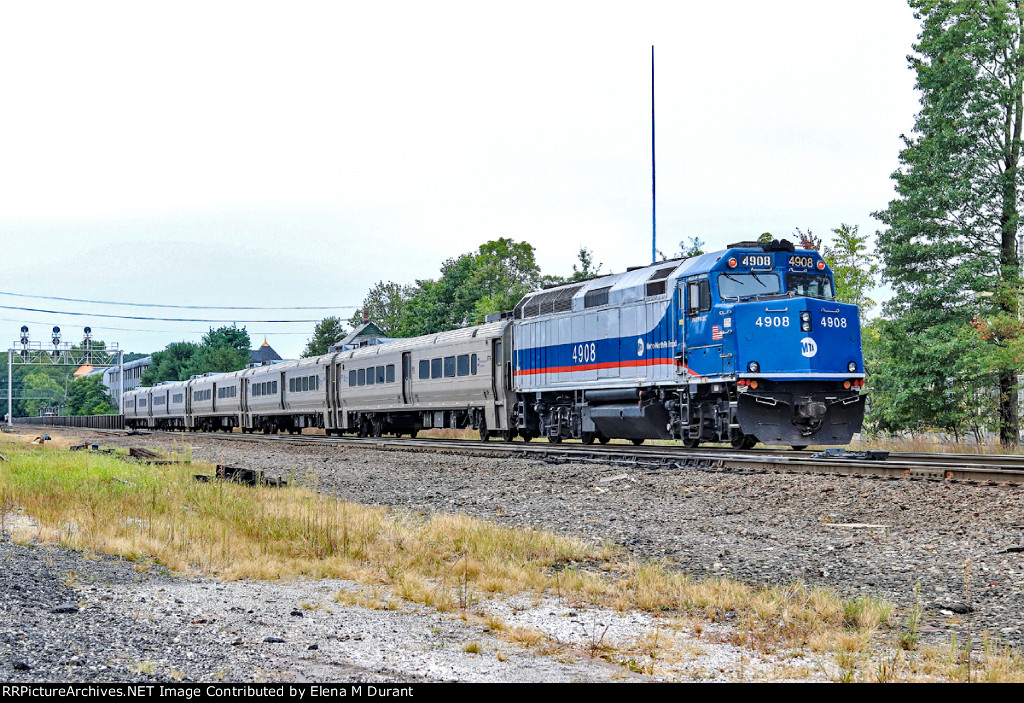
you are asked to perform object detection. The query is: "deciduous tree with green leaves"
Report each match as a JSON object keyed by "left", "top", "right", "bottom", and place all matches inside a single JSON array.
[
  {"left": 303, "top": 316, "right": 349, "bottom": 357},
  {"left": 347, "top": 282, "right": 416, "bottom": 337},
  {"left": 875, "top": 0, "right": 1024, "bottom": 445},
  {"left": 823, "top": 224, "right": 879, "bottom": 322}
]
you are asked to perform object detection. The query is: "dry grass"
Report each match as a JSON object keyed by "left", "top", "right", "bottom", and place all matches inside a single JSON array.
[
  {"left": 2, "top": 434, "right": 1023, "bottom": 681},
  {"left": 850, "top": 434, "right": 1022, "bottom": 455}
]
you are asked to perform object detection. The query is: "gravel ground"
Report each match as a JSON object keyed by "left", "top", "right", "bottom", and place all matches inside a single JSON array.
[{"left": 4, "top": 427, "right": 1024, "bottom": 681}]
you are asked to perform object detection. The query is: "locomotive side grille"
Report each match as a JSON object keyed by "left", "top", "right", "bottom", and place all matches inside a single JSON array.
[
  {"left": 645, "top": 280, "right": 667, "bottom": 296},
  {"left": 516, "top": 285, "right": 583, "bottom": 318},
  {"left": 584, "top": 286, "right": 610, "bottom": 308}
]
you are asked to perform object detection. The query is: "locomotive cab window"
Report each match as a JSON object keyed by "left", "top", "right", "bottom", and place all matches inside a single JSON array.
[
  {"left": 787, "top": 272, "right": 835, "bottom": 300},
  {"left": 717, "top": 273, "right": 781, "bottom": 300},
  {"left": 686, "top": 280, "right": 712, "bottom": 315}
]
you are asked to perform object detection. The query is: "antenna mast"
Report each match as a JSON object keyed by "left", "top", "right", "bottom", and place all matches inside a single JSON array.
[{"left": 651, "top": 45, "right": 656, "bottom": 263}]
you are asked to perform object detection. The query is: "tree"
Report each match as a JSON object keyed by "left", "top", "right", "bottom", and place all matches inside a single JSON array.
[
  {"left": 468, "top": 238, "right": 545, "bottom": 321},
  {"left": 679, "top": 237, "right": 706, "bottom": 258},
  {"left": 874, "top": 0, "right": 1024, "bottom": 445},
  {"left": 19, "top": 370, "right": 64, "bottom": 418},
  {"left": 186, "top": 326, "right": 251, "bottom": 377},
  {"left": 568, "top": 247, "right": 604, "bottom": 281},
  {"left": 66, "top": 375, "right": 112, "bottom": 416},
  {"left": 823, "top": 224, "right": 880, "bottom": 322},
  {"left": 141, "top": 326, "right": 251, "bottom": 386},
  {"left": 793, "top": 228, "right": 822, "bottom": 251},
  {"left": 142, "top": 341, "right": 199, "bottom": 386},
  {"left": 347, "top": 281, "right": 415, "bottom": 337},
  {"left": 303, "top": 317, "right": 348, "bottom": 357},
  {"left": 396, "top": 238, "right": 545, "bottom": 336}
]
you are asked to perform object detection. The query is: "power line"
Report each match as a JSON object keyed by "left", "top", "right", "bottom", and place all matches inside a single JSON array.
[
  {"left": 0, "top": 290, "right": 359, "bottom": 311},
  {"left": 0, "top": 304, "right": 325, "bottom": 324}
]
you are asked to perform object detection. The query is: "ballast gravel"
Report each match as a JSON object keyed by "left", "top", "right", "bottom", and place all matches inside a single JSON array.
[{"left": 4, "top": 427, "right": 1024, "bottom": 682}]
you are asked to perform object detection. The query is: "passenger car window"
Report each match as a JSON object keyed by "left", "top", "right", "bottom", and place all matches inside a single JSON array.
[
  {"left": 386, "top": 364, "right": 395, "bottom": 383},
  {"left": 419, "top": 360, "right": 430, "bottom": 379},
  {"left": 444, "top": 356, "right": 456, "bottom": 377},
  {"left": 431, "top": 358, "right": 442, "bottom": 379},
  {"left": 456, "top": 355, "right": 469, "bottom": 376}
]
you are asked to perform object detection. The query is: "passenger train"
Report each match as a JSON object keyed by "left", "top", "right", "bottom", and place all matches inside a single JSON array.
[{"left": 125, "top": 239, "right": 866, "bottom": 449}]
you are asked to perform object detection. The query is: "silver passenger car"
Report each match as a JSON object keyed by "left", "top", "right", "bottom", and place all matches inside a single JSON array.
[{"left": 330, "top": 321, "right": 512, "bottom": 438}]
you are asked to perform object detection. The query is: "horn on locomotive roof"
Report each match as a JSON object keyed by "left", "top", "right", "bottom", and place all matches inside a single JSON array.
[{"left": 726, "top": 238, "right": 796, "bottom": 253}]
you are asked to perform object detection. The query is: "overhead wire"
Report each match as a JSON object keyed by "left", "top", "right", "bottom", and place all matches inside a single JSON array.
[
  {"left": 0, "top": 304, "right": 327, "bottom": 324},
  {"left": 0, "top": 290, "right": 359, "bottom": 311}
]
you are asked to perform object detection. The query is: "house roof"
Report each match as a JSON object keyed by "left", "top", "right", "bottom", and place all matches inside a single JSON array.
[
  {"left": 335, "top": 321, "right": 386, "bottom": 348},
  {"left": 249, "top": 338, "right": 282, "bottom": 364}
]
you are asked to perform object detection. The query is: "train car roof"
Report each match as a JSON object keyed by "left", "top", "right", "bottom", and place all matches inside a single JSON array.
[
  {"left": 510, "top": 239, "right": 813, "bottom": 319},
  {"left": 340, "top": 320, "right": 508, "bottom": 361}
]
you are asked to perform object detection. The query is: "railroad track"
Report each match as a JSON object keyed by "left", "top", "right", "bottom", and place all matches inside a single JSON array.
[{"left": 129, "top": 429, "right": 1024, "bottom": 486}]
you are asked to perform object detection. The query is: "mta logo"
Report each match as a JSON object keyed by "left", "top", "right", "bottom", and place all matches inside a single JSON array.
[{"left": 800, "top": 337, "right": 818, "bottom": 358}]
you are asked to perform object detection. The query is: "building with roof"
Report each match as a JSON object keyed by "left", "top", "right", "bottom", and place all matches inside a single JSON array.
[
  {"left": 328, "top": 321, "right": 394, "bottom": 352},
  {"left": 250, "top": 337, "right": 283, "bottom": 364}
]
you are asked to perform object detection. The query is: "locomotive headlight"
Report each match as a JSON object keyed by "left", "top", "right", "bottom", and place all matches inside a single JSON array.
[
  {"left": 848, "top": 361, "right": 857, "bottom": 372},
  {"left": 800, "top": 311, "right": 811, "bottom": 332},
  {"left": 747, "top": 361, "right": 760, "bottom": 373}
]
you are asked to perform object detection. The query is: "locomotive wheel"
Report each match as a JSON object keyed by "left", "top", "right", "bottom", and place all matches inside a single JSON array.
[
  {"left": 581, "top": 432, "right": 596, "bottom": 445},
  {"left": 521, "top": 433, "right": 534, "bottom": 442},
  {"left": 598, "top": 434, "right": 610, "bottom": 445},
  {"left": 548, "top": 434, "right": 562, "bottom": 443},
  {"left": 731, "top": 434, "right": 757, "bottom": 450},
  {"left": 631, "top": 438, "right": 645, "bottom": 446},
  {"left": 682, "top": 437, "right": 700, "bottom": 449},
  {"left": 790, "top": 445, "right": 808, "bottom": 451},
  {"left": 479, "top": 419, "right": 489, "bottom": 441},
  {"left": 501, "top": 429, "right": 516, "bottom": 442}
]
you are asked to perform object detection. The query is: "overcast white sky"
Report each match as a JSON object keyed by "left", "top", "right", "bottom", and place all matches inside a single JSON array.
[{"left": 0, "top": 1, "right": 921, "bottom": 360}]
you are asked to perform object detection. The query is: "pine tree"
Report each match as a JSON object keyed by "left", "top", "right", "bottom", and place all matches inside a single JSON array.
[{"left": 875, "top": 0, "right": 1024, "bottom": 445}]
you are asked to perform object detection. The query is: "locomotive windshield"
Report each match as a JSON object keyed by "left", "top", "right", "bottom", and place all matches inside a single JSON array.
[
  {"left": 717, "top": 272, "right": 781, "bottom": 300},
  {"left": 787, "top": 273, "right": 835, "bottom": 300}
]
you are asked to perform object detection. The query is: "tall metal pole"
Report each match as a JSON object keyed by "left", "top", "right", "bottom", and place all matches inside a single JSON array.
[
  {"left": 7, "top": 349, "right": 11, "bottom": 428},
  {"left": 118, "top": 349, "right": 124, "bottom": 416},
  {"left": 651, "top": 45, "right": 656, "bottom": 264}
]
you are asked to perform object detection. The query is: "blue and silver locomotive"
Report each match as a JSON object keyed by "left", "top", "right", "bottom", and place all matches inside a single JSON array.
[
  {"left": 125, "top": 238, "right": 865, "bottom": 450},
  {"left": 509, "top": 239, "right": 866, "bottom": 448}
]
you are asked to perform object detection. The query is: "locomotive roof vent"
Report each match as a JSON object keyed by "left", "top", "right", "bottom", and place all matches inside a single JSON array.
[{"left": 727, "top": 238, "right": 796, "bottom": 253}]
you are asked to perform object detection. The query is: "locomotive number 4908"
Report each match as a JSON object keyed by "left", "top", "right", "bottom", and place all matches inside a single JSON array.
[
  {"left": 755, "top": 316, "right": 789, "bottom": 328},
  {"left": 572, "top": 342, "right": 597, "bottom": 363}
]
